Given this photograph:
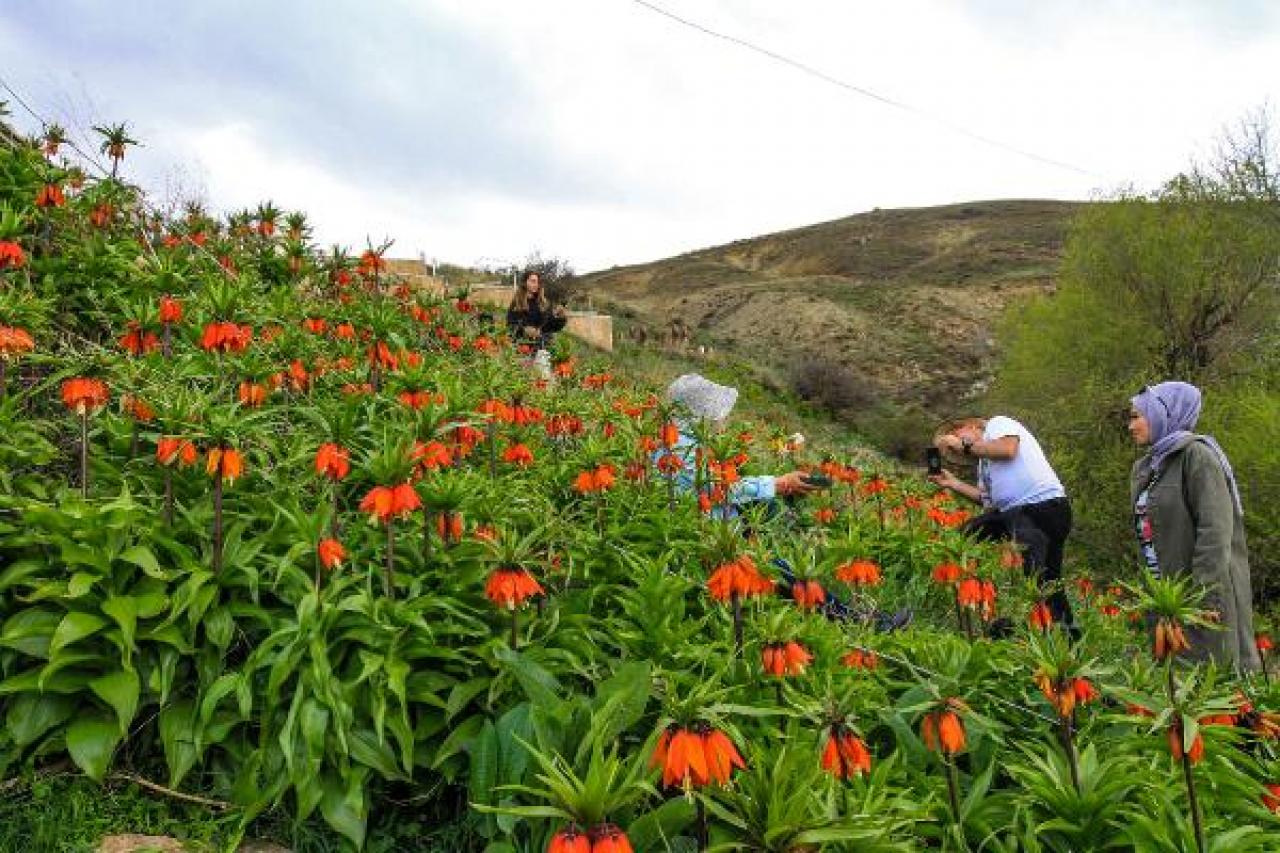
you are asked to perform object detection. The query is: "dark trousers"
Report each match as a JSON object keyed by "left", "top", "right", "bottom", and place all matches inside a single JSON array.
[{"left": 966, "top": 497, "right": 1074, "bottom": 627}]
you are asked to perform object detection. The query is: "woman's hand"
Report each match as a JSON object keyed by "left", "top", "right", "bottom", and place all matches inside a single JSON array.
[
  {"left": 775, "top": 471, "right": 818, "bottom": 496},
  {"left": 522, "top": 325, "right": 541, "bottom": 338},
  {"left": 936, "top": 434, "right": 965, "bottom": 456}
]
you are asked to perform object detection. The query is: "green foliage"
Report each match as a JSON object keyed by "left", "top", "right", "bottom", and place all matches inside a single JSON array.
[{"left": 988, "top": 125, "right": 1280, "bottom": 594}]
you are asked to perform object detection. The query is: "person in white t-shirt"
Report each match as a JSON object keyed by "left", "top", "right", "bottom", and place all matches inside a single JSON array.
[{"left": 929, "top": 416, "right": 1074, "bottom": 631}]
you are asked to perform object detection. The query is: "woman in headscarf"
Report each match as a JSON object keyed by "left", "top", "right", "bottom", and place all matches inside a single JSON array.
[{"left": 1128, "top": 381, "right": 1260, "bottom": 671}]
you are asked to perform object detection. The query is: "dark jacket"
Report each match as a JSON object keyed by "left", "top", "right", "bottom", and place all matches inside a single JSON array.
[
  {"left": 506, "top": 300, "right": 566, "bottom": 346},
  {"left": 1130, "top": 437, "right": 1259, "bottom": 671}
]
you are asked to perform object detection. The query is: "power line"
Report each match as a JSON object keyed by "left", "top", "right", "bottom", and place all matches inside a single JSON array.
[{"left": 627, "top": 0, "right": 1102, "bottom": 179}]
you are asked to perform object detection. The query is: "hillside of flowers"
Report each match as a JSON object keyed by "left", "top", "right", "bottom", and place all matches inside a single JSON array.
[{"left": 2, "top": 118, "right": 1279, "bottom": 852}]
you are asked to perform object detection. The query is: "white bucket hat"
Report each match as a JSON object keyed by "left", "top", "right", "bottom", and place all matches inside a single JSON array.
[{"left": 666, "top": 373, "right": 739, "bottom": 424}]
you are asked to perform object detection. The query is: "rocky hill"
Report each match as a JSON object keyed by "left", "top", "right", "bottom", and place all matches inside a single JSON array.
[{"left": 578, "top": 199, "right": 1083, "bottom": 450}]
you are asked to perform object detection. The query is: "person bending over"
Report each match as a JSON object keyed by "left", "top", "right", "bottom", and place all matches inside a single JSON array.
[
  {"left": 930, "top": 415, "right": 1075, "bottom": 630},
  {"left": 506, "top": 271, "right": 566, "bottom": 351}
]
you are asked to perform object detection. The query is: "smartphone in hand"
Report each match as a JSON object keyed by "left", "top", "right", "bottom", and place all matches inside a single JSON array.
[
  {"left": 800, "top": 473, "right": 834, "bottom": 488},
  {"left": 926, "top": 447, "right": 943, "bottom": 476}
]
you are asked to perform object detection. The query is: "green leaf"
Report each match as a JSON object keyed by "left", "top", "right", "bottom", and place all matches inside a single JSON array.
[
  {"left": 66, "top": 712, "right": 123, "bottom": 781},
  {"left": 433, "top": 715, "right": 484, "bottom": 769},
  {"left": 0, "top": 559, "right": 49, "bottom": 592},
  {"left": 119, "top": 544, "right": 167, "bottom": 579},
  {"left": 5, "top": 693, "right": 76, "bottom": 747},
  {"left": 160, "top": 700, "right": 199, "bottom": 788},
  {"left": 319, "top": 771, "right": 368, "bottom": 849},
  {"left": 90, "top": 669, "right": 141, "bottom": 733},
  {"left": 446, "top": 677, "right": 491, "bottom": 721},
  {"left": 0, "top": 608, "right": 61, "bottom": 658},
  {"left": 101, "top": 596, "right": 138, "bottom": 667},
  {"left": 49, "top": 611, "right": 109, "bottom": 654},
  {"left": 626, "top": 797, "right": 696, "bottom": 852},
  {"left": 493, "top": 646, "right": 562, "bottom": 709},
  {"left": 469, "top": 719, "right": 499, "bottom": 807}
]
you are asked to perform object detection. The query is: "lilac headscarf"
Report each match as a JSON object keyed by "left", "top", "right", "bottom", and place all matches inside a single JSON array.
[{"left": 1132, "top": 381, "right": 1243, "bottom": 515}]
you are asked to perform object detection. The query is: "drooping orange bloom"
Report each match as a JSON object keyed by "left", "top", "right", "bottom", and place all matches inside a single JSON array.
[
  {"left": 762, "top": 641, "right": 812, "bottom": 677},
  {"left": 123, "top": 395, "right": 154, "bottom": 423},
  {"left": 836, "top": 560, "right": 881, "bottom": 587},
  {"left": 288, "top": 359, "right": 309, "bottom": 391},
  {"left": 921, "top": 701, "right": 968, "bottom": 754},
  {"left": 1199, "top": 713, "right": 1237, "bottom": 728},
  {"left": 813, "top": 507, "right": 837, "bottom": 525},
  {"left": 413, "top": 440, "right": 454, "bottom": 471},
  {"left": 860, "top": 476, "right": 889, "bottom": 496},
  {"left": 238, "top": 381, "right": 267, "bottom": 408},
  {"left": 1154, "top": 618, "right": 1191, "bottom": 661},
  {"left": 545, "top": 413, "right": 584, "bottom": 437},
  {"left": 35, "top": 183, "right": 65, "bottom": 208},
  {"left": 156, "top": 437, "right": 198, "bottom": 467},
  {"left": 200, "top": 321, "right": 252, "bottom": 353},
  {"left": 660, "top": 421, "right": 680, "bottom": 448},
  {"left": 573, "top": 464, "right": 617, "bottom": 493},
  {"left": 1028, "top": 601, "right": 1054, "bottom": 631},
  {"left": 1263, "top": 783, "right": 1280, "bottom": 814},
  {"left": 0, "top": 325, "right": 35, "bottom": 357},
  {"left": 955, "top": 577, "right": 984, "bottom": 609},
  {"left": 205, "top": 446, "right": 245, "bottom": 484},
  {"left": 841, "top": 648, "right": 879, "bottom": 670},
  {"left": 509, "top": 402, "right": 544, "bottom": 426},
  {"left": 399, "top": 389, "right": 444, "bottom": 409},
  {"left": 1035, "top": 673, "right": 1099, "bottom": 718},
  {"left": 1257, "top": 634, "right": 1274, "bottom": 655},
  {"left": 119, "top": 324, "right": 159, "bottom": 356},
  {"left": 333, "top": 321, "right": 356, "bottom": 340},
  {"left": 589, "top": 825, "right": 634, "bottom": 853},
  {"left": 707, "top": 556, "right": 773, "bottom": 602},
  {"left": 359, "top": 483, "right": 420, "bottom": 523},
  {"left": 317, "top": 538, "right": 346, "bottom": 569},
  {"left": 931, "top": 562, "right": 964, "bottom": 584},
  {"left": 484, "top": 567, "right": 543, "bottom": 610},
  {"left": 303, "top": 317, "right": 327, "bottom": 335},
  {"left": 473, "top": 524, "right": 498, "bottom": 543},
  {"left": 0, "top": 240, "right": 26, "bottom": 269},
  {"left": 314, "top": 443, "right": 350, "bottom": 480},
  {"left": 1167, "top": 722, "right": 1204, "bottom": 765},
  {"left": 60, "top": 377, "right": 110, "bottom": 415},
  {"left": 89, "top": 203, "right": 114, "bottom": 228},
  {"left": 791, "top": 579, "right": 826, "bottom": 610},
  {"left": 548, "top": 826, "right": 591, "bottom": 853},
  {"left": 655, "top": 451, "right": 684, "bottom": 475},
  {"left": 1075, "top": 577, "right": 1095, "bottom": 598},
  {"left": 820, "top": 728, "right": 872, "bottom": 779},
  {"left": 502, "top": 443, "right": 534, "bottom": 466},
  {"left": 651, "top": 726, "right": 745, "bottom": 789},
  {"left": 158, "top": 295, "right": 183, "bottom": 324},
  {"left": 435, "top": 511, "right": 464, "bottom": 543}
]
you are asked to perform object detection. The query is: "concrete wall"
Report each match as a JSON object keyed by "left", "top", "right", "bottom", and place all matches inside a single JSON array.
[{"left": 384, "top": 261, "right": 613, "bottom": 351}]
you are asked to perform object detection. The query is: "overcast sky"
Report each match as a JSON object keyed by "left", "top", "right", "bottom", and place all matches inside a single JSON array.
[{"left": 3, "top": 1, "right": 1278, "bottom": 271}]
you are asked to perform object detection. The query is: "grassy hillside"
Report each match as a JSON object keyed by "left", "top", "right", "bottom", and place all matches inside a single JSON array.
[{"left": 579, "top": 199, "right": 1083, "bottom": 453}]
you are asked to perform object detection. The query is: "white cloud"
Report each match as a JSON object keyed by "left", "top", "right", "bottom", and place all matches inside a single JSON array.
[{"left": 4, "top": 0, "right": 1279, "bottom": 270}]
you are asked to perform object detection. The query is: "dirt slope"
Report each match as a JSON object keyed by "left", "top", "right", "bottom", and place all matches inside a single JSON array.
[{"left": 579, "top": 199, "right": 1082, "bottom": 430}]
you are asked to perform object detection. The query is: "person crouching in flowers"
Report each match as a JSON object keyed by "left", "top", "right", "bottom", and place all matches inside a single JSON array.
[
  {"left": 653, "top": 373, "right": 816, "bottom": 519},
  {"left": 1128, "top": 382, "right": 1260, "bottom": 672}
]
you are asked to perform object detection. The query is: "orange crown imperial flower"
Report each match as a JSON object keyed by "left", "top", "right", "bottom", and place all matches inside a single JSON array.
[
  {"left": 156, "top": 437, "right": 198, "bottom": 467},
  {"left": 317, "top": 538, "right": 346, "bottom": 569},
  {"left": 589, "top": 825, "right": 634, "bottom": 853},
  {"left": 61, "top": 377, "right": 110, "bottom": 415},
  {"left": 791, "top": 579, "right": 826, "bottom": 610},
  {"left": 707, "top": 556, "right": 773, "bottom": 602},
  {"left": 0, "top": 240, "right": 27, "bottom": 270},
  {"left": 484, "top": 567, "right": 543, "bottom": 610},
  {"left": 921, "top": 700, "right": 969, "bottom": 755},
  {"left": 238, "top": 381, "right": 267, "bottom": 408},
  {"left": 1154, "top": 618, "right": 1191, "bottom": 661},
  {"left": 573, "top": 464, "right": 617, "bottom": 494},
  {"left": 1028, "top": 601, "right": 1054, "bottom": 632},
  {"left": 548, "top": 826, "right": 591, "bottom": 853},
  {"left": 651, "top": 726, "right": 745, "bottom": 789},
  {"left": 841, "top": 648, "right": 879, "bottom": 670},
  {"left": 0, "top": 325, "right": 36, "bottom": 357},
  {"left": 359, "top": 483, "right": 421, "bottom": 523},
  {"left": 762, "top": 641, "right": 813, "bottom": 677},
  {"left": 836, "top": 560, "right": 881, "bottom": 587},
  {"left": 314, "top": 443, "right": 350, "bottom": 480},
  {"left": 206, "top": 446, "right": 245, "bottom": 484},
  {"left": 820, "top": 728, "right": 872, "bottom": 779},
  {"left": 1168, "top": 721, "right": 1204, "bottom": 765},
  {"left": 158, "top": 295, "right": 183, "bottom": 324},
  {"left": 931, "top": 562, "right": 964, "bottom": 584},
  {"left": 502, "top": 443, "right": 535, "bottom": 466}
]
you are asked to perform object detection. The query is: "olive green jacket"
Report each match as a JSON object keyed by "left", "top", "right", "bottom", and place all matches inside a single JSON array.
[{"left": 1130, "top": 437, "right": 1260, "bottom": 672}]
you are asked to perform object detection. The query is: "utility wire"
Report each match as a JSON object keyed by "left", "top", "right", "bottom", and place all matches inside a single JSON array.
[{"left": 627, "top": 0, "right": 1102, "bottom": 179}]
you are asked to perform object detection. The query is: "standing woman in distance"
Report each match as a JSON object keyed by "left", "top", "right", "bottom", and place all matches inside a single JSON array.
[
  {"left": 1128, "top": 381, "right": 1260, "bottom": 671},
  {"left": 506, "top": 271, "right": 567, "bottom": 351}
]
